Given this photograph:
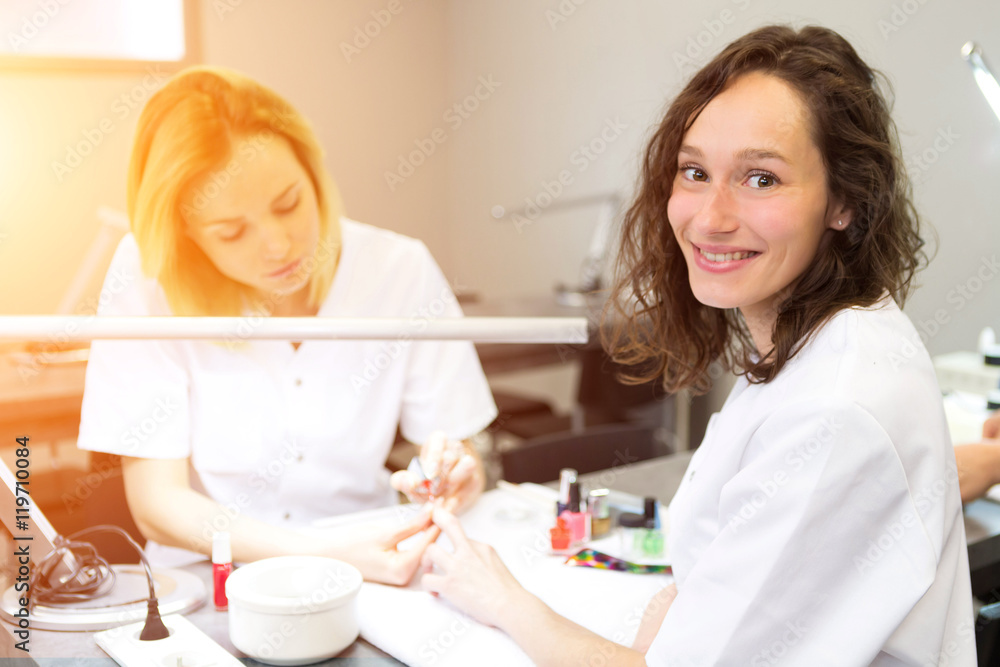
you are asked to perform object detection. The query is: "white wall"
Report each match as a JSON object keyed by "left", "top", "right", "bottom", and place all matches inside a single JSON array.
[
  {"left": 443, "top": 0, "right": 1000, "bottom": 414},
  {"left": 198, "top": 0, "right": 452, "bottom": 264}
]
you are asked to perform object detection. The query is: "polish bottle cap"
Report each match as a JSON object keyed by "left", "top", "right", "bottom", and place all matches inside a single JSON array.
[
  {"left": 643, "top": 497, "right": 656, "bottom": 516},
  {"left": 643, "top": 497, "right": 659, "bottom": 529},
  {"left": 588, "top": 489, "right": 610, "bottom": 519},
  {"left": 212, "top": 531, "right": 231, "bottom": 564},
  {"left": 568, "top": 481, "right": 581, "bottom": 513},
  {"left": 619, "top": 511, "right": 646, "bottom": 528},
  {"left": 559, "top": 469, "right": 578, "bottom": 505}
]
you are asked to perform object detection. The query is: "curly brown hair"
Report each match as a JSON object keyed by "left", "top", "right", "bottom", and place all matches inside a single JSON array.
[{"left": 605, "top": 24, "right": 926, "bottom": 394}]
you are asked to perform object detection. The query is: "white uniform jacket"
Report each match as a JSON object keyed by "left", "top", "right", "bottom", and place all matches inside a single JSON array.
[
  {"left": 77, "top": 219, "right": 498, "bottom": 560},
  {"left": 647, "top": 298, "right": 974, "bottom": 666}
]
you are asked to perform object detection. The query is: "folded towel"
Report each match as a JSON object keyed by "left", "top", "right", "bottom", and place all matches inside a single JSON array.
[{"left": 331, "top": 486, "right": 673, "bottom": 666}]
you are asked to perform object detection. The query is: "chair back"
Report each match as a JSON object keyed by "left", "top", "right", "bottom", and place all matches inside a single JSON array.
[{"left": 500, "top": 422, "right": 672, "bottom": 484}]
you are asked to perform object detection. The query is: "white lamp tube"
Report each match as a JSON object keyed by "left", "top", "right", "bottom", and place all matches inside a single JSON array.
[{"left": 0, "top": 316, "right": 589, "bottom": 344}]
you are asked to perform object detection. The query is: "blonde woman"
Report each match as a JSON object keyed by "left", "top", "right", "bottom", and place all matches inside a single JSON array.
[{"left": 77, "top": 67, "right": 497, "bottom": 584}]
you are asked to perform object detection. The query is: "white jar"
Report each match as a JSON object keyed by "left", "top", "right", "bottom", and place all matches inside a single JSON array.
[{"left": 225, "top": 556, "right": 363, "bottom": 665}]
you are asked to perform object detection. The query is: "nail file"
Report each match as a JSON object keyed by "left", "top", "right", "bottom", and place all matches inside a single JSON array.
[{"left": 94, "top": 614, "right": 242, "bottom": 667}]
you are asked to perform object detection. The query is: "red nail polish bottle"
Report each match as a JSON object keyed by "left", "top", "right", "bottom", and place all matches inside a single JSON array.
[{"left": 212, "top": 531, "right": 232, "bottom": 611}]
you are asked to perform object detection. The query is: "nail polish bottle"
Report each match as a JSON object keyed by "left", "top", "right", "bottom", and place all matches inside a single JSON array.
[
  {"left": 588, "top": 489, "right": 611, "bottom": 539},
  {"left": 556, "top": 468, "right": 578, "bottom": 516},
  {"left": 641, "top": 497, "right": 664, "bottom": 557},
  {"left": 618, "top": 510, "right": 646, "bottom": 560},
  {"left": 618, "top": 497, "right": 664, "bottom": 559},
  {"left": 559, "top": 481, "right": 590, "bottom": 544},
  {"left": 212, "top": 531, "right": 232, "bottom": 611},
  {"left": 550, "top": 516, "right": 571, "bottom": 552}
]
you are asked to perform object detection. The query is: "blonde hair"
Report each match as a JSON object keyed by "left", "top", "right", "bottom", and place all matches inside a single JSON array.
[{"left": 127, "top": 65, "right": 343, "bottom": 316}]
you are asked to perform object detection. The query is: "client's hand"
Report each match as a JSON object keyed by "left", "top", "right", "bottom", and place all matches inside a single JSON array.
[
  {"left": 390, "top": 431, "right": 485, "bottom": 513},
  {"left": 632, "top": 583, "right": 678, "bottom": 652},
  {"left": 333, "top": 506, "right": 440, "bottom": 586},
  {"left": 984, "top": 409, "right": 1000, "bottom": 439},
  {"left": 955, "top": 440, "right": 1000, "bottom": 503},
  {"left": 420, "top": 507, "right": 527, "bottom": 629}
]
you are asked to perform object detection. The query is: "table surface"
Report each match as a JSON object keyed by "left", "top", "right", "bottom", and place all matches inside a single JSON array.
[
  {"left": 24, "top": 560, "right": 402, "bottom": 663},
  {"left": 20, "top": 446, "right": 1000, "bottom": 661},
  {"left": 22, "top": 452, "right": 694, "bottom": 663}
]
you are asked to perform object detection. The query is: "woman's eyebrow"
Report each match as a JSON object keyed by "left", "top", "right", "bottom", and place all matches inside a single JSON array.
[
  {"left": 734, "top": 147, "right": 790, "bottom": 165},
  {"left": 678, "top": 145, "right": 791, "bottom": 165}
]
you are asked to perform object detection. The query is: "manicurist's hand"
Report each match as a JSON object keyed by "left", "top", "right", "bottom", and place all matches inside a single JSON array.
[
  {"left": 332, "top": 505, "right": 441, "bottom": 586},
  {"left": 420, "top": 506, "right": 527, "bottom": 629},
  {"left": 390, "top": 431, "right": 485, "bottom": 513}
]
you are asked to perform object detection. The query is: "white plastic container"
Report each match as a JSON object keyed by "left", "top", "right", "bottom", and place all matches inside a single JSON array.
[{"left": 225, "top": 556, "right": 363, "bottom": 665}]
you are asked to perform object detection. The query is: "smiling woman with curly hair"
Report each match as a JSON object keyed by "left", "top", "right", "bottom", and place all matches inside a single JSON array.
[{"left": 417, "top": 25, "right": 974, "bottom": 666}]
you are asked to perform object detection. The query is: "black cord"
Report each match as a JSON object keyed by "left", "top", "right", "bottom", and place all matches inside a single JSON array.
[
  {"left": 28, "top": 524, "right": 170, "bottom": 640},
  {"left": 29, "top": 524, "right": 154, "bottom": 607}
]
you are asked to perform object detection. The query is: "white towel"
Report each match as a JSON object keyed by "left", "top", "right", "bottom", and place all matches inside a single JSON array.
[{"left": 320, "top": 486, "right": 673, "bottom": 666}]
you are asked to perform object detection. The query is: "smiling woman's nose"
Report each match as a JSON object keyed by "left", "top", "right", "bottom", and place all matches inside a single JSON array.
[{"left": 692, "top": 187, "right": 739, "bottom": 234}]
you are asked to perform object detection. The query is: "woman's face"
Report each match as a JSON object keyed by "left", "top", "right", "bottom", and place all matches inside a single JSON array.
[
  {"left": 181, "top": 134, "right": 321, "bottom": 301},
  {"left": 667, "top": 72, "right": 849, "bottom": 329}
]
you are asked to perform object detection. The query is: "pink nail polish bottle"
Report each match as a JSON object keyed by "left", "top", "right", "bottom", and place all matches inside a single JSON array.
[{"left": 559, "top": 481, "right": 590, "bottom": 544}]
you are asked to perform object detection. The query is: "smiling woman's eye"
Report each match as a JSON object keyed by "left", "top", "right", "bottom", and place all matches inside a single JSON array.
[
  {"left": 746, "top": 171, "right": 778, "bottom": 189},
  {"left": 680, "top": 165, "right": 708, "bottom": 182}
]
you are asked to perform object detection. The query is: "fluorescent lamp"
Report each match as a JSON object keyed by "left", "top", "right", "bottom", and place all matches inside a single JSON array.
[
  {"left": 962, "top": 42, "right": 1000, "bottom": 124},
  {"left": 0, "top": 316, "right": 588, "bottom": 344}
]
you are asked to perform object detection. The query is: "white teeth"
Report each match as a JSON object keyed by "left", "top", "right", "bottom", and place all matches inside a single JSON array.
[{"left": 699, "top": 249, "right": 757, "bottom": 262}]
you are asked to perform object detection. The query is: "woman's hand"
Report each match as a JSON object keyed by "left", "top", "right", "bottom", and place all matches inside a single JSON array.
[
  {"left": 953, "top": 410, "right": 1000, "bottom": 503},
  {"left": 983, "top": 409, "right": 1000, "bottom": 440},
  {"left": 390, "top": 431, "right": 485, "bottom": 513},
  {"left": 332, "top": 506, "right": 441, "bottom": 586},
  {"left": 420, "top": 506, "right": 527, "bottom": 629},
  {"left": 632, "top": 584, "right": 678, "bottom": 652},
  {"left": 955, "top": 441, "right": 1000, "bottom": 503}
]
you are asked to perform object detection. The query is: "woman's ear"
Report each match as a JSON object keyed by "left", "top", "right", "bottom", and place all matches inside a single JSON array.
[{"left": 827, "top": 201, "right": 853, "bottom": 231}]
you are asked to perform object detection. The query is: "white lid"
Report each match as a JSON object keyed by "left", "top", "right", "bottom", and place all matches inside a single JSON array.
[
  {"left": 225, "top": 556, "right": 362, "bottom": 615},
  {"left": 212, "top": 531, "right": 231, "bottom": 564}
]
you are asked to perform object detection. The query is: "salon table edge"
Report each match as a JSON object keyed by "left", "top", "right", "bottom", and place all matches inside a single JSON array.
[{"left": 21, "top": 450, "right": 1000, "bottom": 662}]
